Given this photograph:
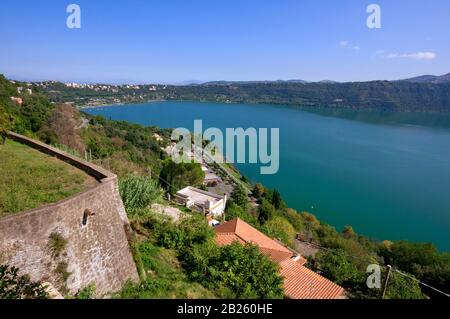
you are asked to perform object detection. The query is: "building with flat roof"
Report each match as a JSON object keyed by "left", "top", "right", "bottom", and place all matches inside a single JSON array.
[{"left": 175, "top": 186, "right": 227, "bottom": 217}]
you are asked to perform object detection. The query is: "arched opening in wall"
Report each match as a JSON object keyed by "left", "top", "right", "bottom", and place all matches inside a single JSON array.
[{"left": 82, "top": 209, "right": 95, "bottom": 226}]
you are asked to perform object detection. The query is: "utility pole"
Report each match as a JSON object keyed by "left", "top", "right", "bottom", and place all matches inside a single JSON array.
[{"left": 382, "top": 265, "right": 392, "bottom": 299}]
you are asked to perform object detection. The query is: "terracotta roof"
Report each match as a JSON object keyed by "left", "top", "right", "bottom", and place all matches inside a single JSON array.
[
  {"left": 215, "top": 218, "right": 293, "bottom": 254},
  {"left": 280, "top": 258, "right": 345, "bottom": 299},
  {"left": 215, "top": 232, "right": 245, "bottom": 246},
  {"left": 215, "top": 218, "right": 345, "bottom": 299}
]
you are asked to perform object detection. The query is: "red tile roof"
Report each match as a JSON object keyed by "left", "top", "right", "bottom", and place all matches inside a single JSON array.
[
  {"left": 280, "top": 258, "right": 346, "bottom": 299},
  {"left": 215, "top": 218, "right": 295, "bottom": 255},
  {"left": 215, "top": 218, "right": 345, "bottom": 299}
]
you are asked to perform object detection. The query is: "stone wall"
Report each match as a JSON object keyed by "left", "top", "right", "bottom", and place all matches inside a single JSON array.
[{"left": 0, "top": 132, "right": 139, "bottom": 296}]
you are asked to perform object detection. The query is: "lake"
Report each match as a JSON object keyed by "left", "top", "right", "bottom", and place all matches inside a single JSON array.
[{"left": 86, "top": 101, "right": 450, "bottom": 251}]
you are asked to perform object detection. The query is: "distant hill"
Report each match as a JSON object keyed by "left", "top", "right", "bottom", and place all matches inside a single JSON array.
[
  {"left": 175, "top": 80, "right": 205, "bottom": 86},
  {"left": 401, "top": 73, "right": 450, "bottom": 84},
  {"left": 6, "top": 73, "right": 450, "bottom": 112}
]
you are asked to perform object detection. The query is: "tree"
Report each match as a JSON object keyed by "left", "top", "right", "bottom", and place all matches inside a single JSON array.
[
  {"left": 156, "top": 214, "right": 214, "bottom": 251},
  {"left": 252, "top": 183, "right": 265, "bottom": 199},
  {"left": 0, "top": 106, "right": 12, "bottom": 145},
  {"left": 272, "top": 189, "right": 283, "bottom": 209},
  {"left": 281, "top": 208, "right": 305, "bottom": 233},
  {"left": 264, "top": 216, "right": 297, "bottom": 246},
  {"left": 240, "top": 175, "right": 249, "bottom": 184},
  {"left": 258, "top": 199, "right": 275, "bottom": 224},
  {"left": 159, "top": 160, "right": 205, "bottom": 194},
  {"left": 230, "top": 184, "right": 248, "bottom": 209},
  {"left": 384, "top": 271, "right": 427, "bottom": 299},
  {"left": 225, "top": 202, "right": 258, "bottom": 225},
  {"left": 342, "top": 226, "right": 356, "bottom": 239},
  {"left": 0, "top": 265, "right": 48, "bottom": 299},
  {"left": 186, "top": 242, "right": 284, "bottom": 299},
  {"left": 119, "top": 175, "right": 163, "bottom": 212},
  {"left": 314, "top": 250, "right": 361, "bottom": 286}
]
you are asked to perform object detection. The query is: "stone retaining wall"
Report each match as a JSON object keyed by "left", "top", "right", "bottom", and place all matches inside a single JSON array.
[{"left": 0, "top": 132, "right": 139, "bottom": 296}]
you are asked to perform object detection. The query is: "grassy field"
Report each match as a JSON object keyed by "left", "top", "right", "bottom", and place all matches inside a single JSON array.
[
  {"left": 119, "top": 241, "right": 216, "bottom": 299},
  {"left": 0, "top": 139, "right": 98, "bottom": 218}
]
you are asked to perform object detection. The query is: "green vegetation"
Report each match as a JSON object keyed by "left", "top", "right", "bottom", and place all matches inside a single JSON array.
[
  {"left": 0, "top": 140, "right": 97, "bottom": 217},
  {"left": 226, "top": 181, "right": 436, "bottom": 299},
  {"left": 184, "top": 241, "right": 284, "bottom": 299},
  {"left": 72, "top": 284, "right": 96, "bottom": 299},
  {"left": 1, "top": 74, "right": 449, "bottom": 299},
  {"left": 0, "top": 265, "right": 48, "bottom": 299},
  {"left": 159, "top": 160, "right": 205, "bottom": 194},
  {"left": 47, "top": 232, "right": 68, "bottom": 258},
  {"left": 131, "top": 213, "right": 284, "bottom": 299},
  {"left": 379, "top": 241, "right": 450, "bottom": 298},
  {"left": 119, "top": 175, "right": 164, "bottom": 214},
  {"left": 39, "top": 79, "right": 450, "bottom": 112},
  {"left": 119, "top": 241, "right": 216, "bottom": 299},
  {"left": 230, "top": 184, "right": 249, "bottom": 209},
  {"left": 117, "top": 175, "right": 284, "bottom": 299},
  {"left": 263, "top": 216, "right": 297, "bottom": 247}
]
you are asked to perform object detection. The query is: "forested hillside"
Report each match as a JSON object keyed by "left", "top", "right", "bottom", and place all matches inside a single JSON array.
[
  {"left": 1, "top": 74, "right": 449, "bottom": 299},
  {"left": 35, "top": 78, "right": 450, "bottom": 112}
]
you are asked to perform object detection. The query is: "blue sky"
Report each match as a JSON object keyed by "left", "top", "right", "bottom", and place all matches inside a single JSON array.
[{"left": 1, "top": 0, "right": 449, "bottom": 84}]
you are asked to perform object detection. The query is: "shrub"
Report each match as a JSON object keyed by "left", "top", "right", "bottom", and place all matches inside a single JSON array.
[
  {"left": 252, "top": 183, "right": 265, "bottom": 199},
  {"left": 314, "top": 250, "right": 361, "bottom": 286},
  {"left": 281, "top": 208, "right": 305, "bottom": 233},
  {"left": 159, "top": 160, "right": 205, "bottom": 194},
  {"left": 48, "top": 232, "right": 67, "bottom": 258},
  {"left": 225, "top": 202, "right": 258, "bottom": 225},
  {"left": 230, "top": 185, "right": 249, "bottom": 209},
  {"left": 75, "top": 284, "right": 96, "bottom": 299},
  {"left": 0, "top": 265, "right": 48, "bottom": 299},
  {"left": 258, "top": 199, "right": 275, "bottom": 224},
  {"left": 154, "top": 214, "right": 214, "bottom": 251},
  {"left": 384, "top": 271, "right": 427, "bottom": 299},
  {"left": 184, "top": 242, "right": 284, "bottom": 299},
  {"left": 263, "top": 216, "right": 297, "bottom": 247},
  {"left": 119, "top": 175, "right": 163, "bottom": 211}
]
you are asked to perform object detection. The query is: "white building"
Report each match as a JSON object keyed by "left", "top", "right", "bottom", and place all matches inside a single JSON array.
[{"left": 175, "top": 186, "right": 227, "bottom": 217}]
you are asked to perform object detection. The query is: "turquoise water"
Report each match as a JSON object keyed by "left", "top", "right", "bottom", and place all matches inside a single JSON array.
[{"left": 86, "top": 101, "right": 450, "bottom": 251}]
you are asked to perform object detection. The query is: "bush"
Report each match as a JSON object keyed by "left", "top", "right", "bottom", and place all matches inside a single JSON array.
[
  {"left": 75, "top": 284, "right": 96, "bottom": 299},
  {"left": 384, "top": 271, "right": 427, "bottom": 299},
  {"left": 154, "top": 214, "right": 214, "bottom": 251},
  {"left": 159, "top": 160, "right": 205, "bottom": 194},
  {"left": 252, "top": 183, "right": 265, "bottom": 199},
  {"left": 314, "top": 250, "right": 361, "bottom": 286},
  {"left": 263, "top": 216, "right": 297, "bottom": 247},
  {"left": 225, "top": 202, "right": 258, "bottom": 225},
  {"left": 0, "top": 265, "right": 48, "bottom": 299},
  {"left": 184, "top": 242, "right": 284, "bottom": 299},
  {"left": 119, "top": 175, "right": 163, "bottom": 211},
  {"left": 281, "top": 208, "right": 305, "bottom": 233},
  {"left": 230, "top": 185, "right": 249, "bottom": 209},
  {"left": 258, "top": 199, "right": 275, "bottom": 224},
  {"left": 47, "top": 232, "right": 67, "bottom": 258}
]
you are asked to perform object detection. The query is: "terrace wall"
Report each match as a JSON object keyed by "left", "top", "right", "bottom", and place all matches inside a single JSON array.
[{"left": 0, "top": 132, "right": 139, "bottom": 296}]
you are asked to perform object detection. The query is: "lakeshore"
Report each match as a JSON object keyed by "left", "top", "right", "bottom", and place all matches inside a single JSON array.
[{"left": 86, "top": 101, "right": 450, "bottom": 251}]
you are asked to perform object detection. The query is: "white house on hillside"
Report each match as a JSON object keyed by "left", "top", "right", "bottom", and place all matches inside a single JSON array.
[{"left": 174, "top": 186, "right": 227, "bottom": 217}]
